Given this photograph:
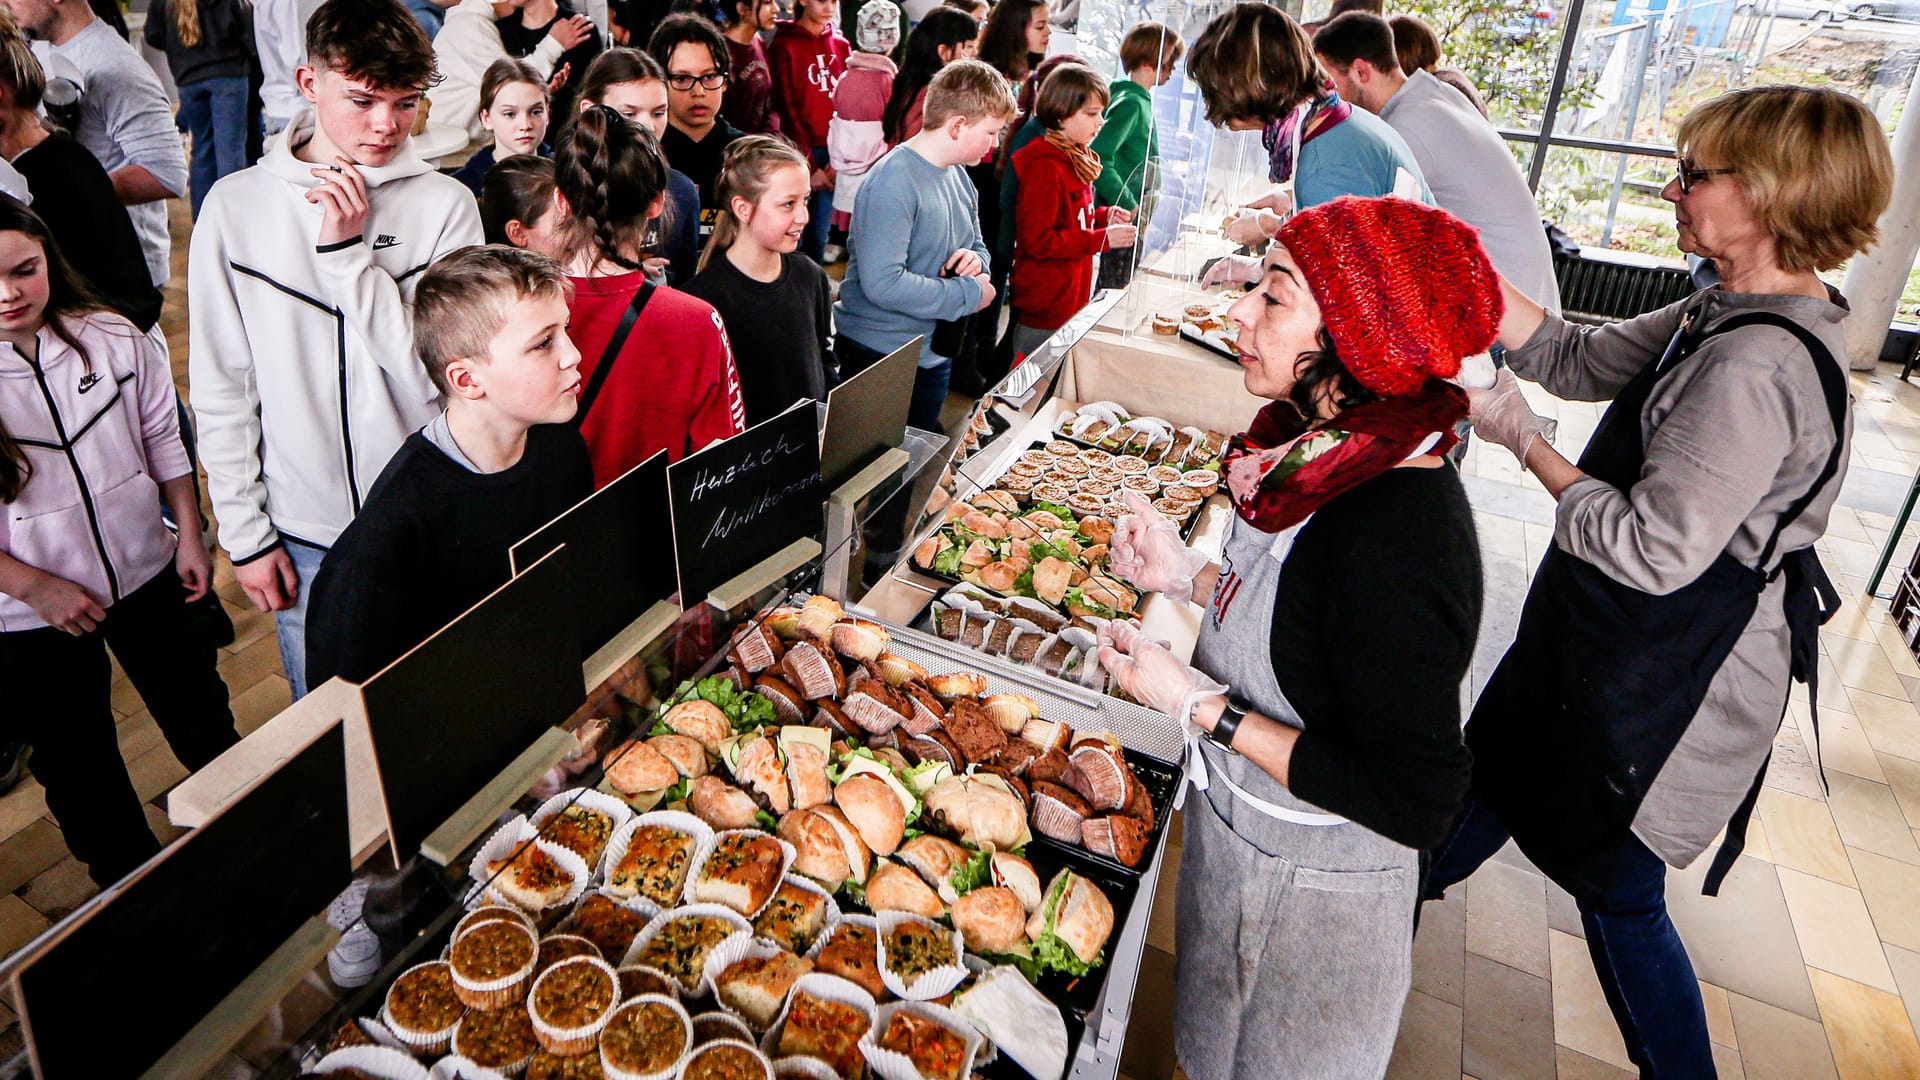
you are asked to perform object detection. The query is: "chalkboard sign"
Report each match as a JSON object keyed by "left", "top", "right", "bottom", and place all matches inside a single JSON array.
[
  {"left": 15, "top": 723, "right": 351, "bottom": 1079},
  {"left": 667, "top": 403, "right": 823, "bottom": 604},
  {"left": 360, "top": 550, "right": 583, "bottom": 861},
  {"left": 820, "top": 340, "right": 917, "bottom": 490},
  {"left": 511, "top": 451, "right": 677, "bottom": 662}
]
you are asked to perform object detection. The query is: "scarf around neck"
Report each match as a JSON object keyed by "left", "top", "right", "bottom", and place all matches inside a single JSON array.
[
  {"left": 1043, "top": 129, "right": 1104, "bottom": 187},
  {"left": 1221, "top": 381, "right": 1468, "bottom": 533},
  {"left": 1262, "top": 90, "right": 1354, "bottom": 185}
]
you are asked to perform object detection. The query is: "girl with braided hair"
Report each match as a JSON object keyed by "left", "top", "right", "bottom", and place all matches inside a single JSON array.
[{"left": 554, "top": 103, "right": 745, "bottom": 486}]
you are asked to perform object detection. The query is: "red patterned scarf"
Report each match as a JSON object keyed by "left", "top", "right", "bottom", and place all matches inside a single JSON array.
[{"left": 1222, "top": 381, "right": 1468, "bottom": 533}]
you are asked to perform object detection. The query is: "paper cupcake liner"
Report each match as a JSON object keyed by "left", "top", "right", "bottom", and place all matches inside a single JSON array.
[
  {"left": 531, "top": 787, "right": 638, "bottom": 876},
  {"left": 688, "top": 830, "right": 796, "bottom": 919},
  {"left": 308, "top": 1045, "right": 433, "bottom": 1079},
  {"left": 427, "top": 1053, "right": 513, "bottom": 1080},
  {"left": 345, "top": 1016, "right": 410, "bottom": 1052},
  {"left": 445, "top": 1014, "right": 537, "bottom": 1068},
  {"left": 598, "top": 993, "right": 693, "bottom": 1080},
  {"left": 677, "top": 1038, "right": 774, "bottom": 1080},
  {"left": 448, "top": 918, "right": 539, "bottom": 1010},
  {"left": 451, "top": 904, "right": 538, "bottom": 948},
  {"left": 873, "top": 913, "right": 969, "bottom": 1002},
  {"left": 470, "top": 817, "right": 594, "bottom": 916},
  {"left": 601, "top": 811, "right": 717, "bottom": 907},
  {"left": 858, "top": 1000, "right": 987, "bottom": 1080},
  {"left": 381, "top": 962, "right": 463, "bottom": 1058},
  {"left": 769, "top": 1055, "right": 841, "bottom": 1080},
  {"left": 528, "top": 954, "right": 622, "bottom": 1056},
  {"left": 616, "top": 964, "right": 683, "bottom": 1003},
  {"left": 558, "top": 887, "right": 663, "bottom": 962},
  {"left": 758, "top": 972, "right": 879, "bottom": 1076},
  {"left": 801, "top": 913, "right": 875, "bottom": 963},
  {"left": 622, "top": 904, "right": 756, "bottom": 996},
  {"left": 751, "top": 874, "right": 842, "bottom": 956},
  {"left": 700, "top": 938, "right": 803, "bottom": 1033},
  {"left": 689, "top": 1011, "right": 755, "bottom": 1047}
]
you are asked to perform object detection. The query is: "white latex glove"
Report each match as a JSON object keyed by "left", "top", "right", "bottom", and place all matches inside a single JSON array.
[
  {"left": 1224, "top": 209, "right": 1280, "bottom": 247},
  {"left": 1108, "top": 492, "right": 1210, "bottom": 602},
  {"left": 1200, "top": 253, "right": 1262, "bottom": 289},
  {"left": 1097, "top": 619, "right": 1228, "bottom": 727},
  {"left": 1468, "top": 367, "right": 1558, "bottom": 466}
]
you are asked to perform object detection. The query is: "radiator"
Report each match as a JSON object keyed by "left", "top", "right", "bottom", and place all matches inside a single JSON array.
[{"left": 1553, "top": 251, "right": 1695, "bottom": 325}]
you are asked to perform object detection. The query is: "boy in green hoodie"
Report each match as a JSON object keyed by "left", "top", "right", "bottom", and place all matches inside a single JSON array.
[{"left": 1090, "top": 21, "right": 1182, "bottom": 289}]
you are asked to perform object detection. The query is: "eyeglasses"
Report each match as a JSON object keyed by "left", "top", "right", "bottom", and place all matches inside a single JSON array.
[
  {"left": 665, "top": 72, "right": 728, "bottom": 91},
  {"left": 1675, "top": 158, "right": 1735, "bottom": 195}
]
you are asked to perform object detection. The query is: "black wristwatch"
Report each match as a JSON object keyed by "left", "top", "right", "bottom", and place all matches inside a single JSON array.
[{"left": 1205, "top": 695, "right": 1249, "bottom": 755}]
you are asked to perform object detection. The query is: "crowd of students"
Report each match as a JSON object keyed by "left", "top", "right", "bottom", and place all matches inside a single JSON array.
[{"left": 0, "top": 0, "right": 1553, "bottom": 980}]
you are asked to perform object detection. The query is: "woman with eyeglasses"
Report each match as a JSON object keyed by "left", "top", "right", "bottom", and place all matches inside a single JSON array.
[{"left": 1428, "top": 85, "right": 1893, "bottom": 1077}]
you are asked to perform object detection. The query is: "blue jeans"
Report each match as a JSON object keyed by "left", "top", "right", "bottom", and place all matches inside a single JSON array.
[
  {"left": 179, "top": 76, "right": 262, "bottom": 219},
  {"left": 803, "top": 146, "right": 832, "bottom": 263},
  {"left": 403, "top": 0, "right": 444, "bottom": 34},
  {"left": 273, "top": 538, "right": 328, "bottom": 702},
  {"left": 1425, "top": 798, "right": 1715, "bottom": 1078}
]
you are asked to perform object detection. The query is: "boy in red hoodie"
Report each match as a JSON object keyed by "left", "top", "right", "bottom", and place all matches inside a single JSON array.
[
  {"left": 1007, "top": 62, "right": 1136, "bottom": 360},
  {"left": 768, "top": 0, "right": 850, "bottom": 263}
]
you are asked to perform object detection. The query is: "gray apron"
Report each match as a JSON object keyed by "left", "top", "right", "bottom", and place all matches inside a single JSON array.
[{"left": 1173, "top": 513, "right": 1418, "bottom": 1080}]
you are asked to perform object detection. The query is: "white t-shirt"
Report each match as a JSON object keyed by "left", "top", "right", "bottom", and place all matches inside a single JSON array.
[
  {"left": 52, "top": 18, "right": 188, "bottom": 287},
  {"left": 1379, "top": 70, "right": 1560, "bottom": 312}
]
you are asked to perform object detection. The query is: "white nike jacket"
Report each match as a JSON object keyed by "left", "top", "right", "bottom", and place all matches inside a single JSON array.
[
  {"left": 433, "top": 0, "right": 564, "bottom": 143},
  {"left": 187, "top": 113, "right": 484, "bottom": 564}
]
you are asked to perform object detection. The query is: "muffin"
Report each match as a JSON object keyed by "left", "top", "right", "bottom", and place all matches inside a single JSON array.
[
  {"left": 689, "top": 1012, "right": 754, "bottom": 1046},
  {"left": 1017, "top": 450, "right": 1052, "bottom": 468},
  {"left": 1147, "top": 465, "right": 1185, "bottom": 487},
  {"left": 1044, "top": 440, "right": 1081, "bottom": 457},
  {"left": 1049, "top": 457, "right": 1089, "bottom": 478},
  {"left": 530, "top": 955, "right": 622, "bottom": 1056},
  {"left": 529, "top": 1050, "right": 611, "bottom": 1079},
  {"left": 998, "top": 473, "right": 1037, "bottom": 497},
  {"left": 1078, "top": 480, "right": 1115, "bottom": 499},
  {"left": 1066, "top": 493, "right": 1105, "bottom": 517},
  {"left": 452, "top": 1002, "right": 541, "bottom": 1073},
  {"left": 1089, "top": 465, "right": 1125, "bottom": 485},
  {"left": 1153, "top": 497, "right": 1194, "bottom": 521},
  {"left": 571, "top": 894, "right": 650, "bottom": 962},
  {"left": 1111, "top": 455, "right": 1148, "bottom": 474},
  {"left": 1005, "top": 460, "right": 1044, "bottom": 479},
  {"left": 1151, "top": 314, "right": 1178, "bottom": 335},
  {"left": 1121, "top": 474, "right": 1160, "bottom": 495},
  {"left": 1181, "top": 470, "right": 1221, "bottom": 498},
  {"left": 679, "top": 1040, "right": 772, "bottom": 1080},
  {"left": 599, "top": 995, "right": 691, "bottom": 1080},
  {"left": 383, "top": 961, "right": 465, "bottom": 1056},
  {"left": 1162, "top": 482, "right": 1207, "bottom": 504},
  {"left": 1077, "top": 447, "right": 1113, "bottom": 466},
  {"left": 1032, "top": 482, "right": 1072, "bottom": 505},
  {"left": 537, "top": 934, "right": 604, "bottom": 974},
  {"left": 618, "top": 965, "right": 679, "bottom": 1002},
  {"left": 450, "top": 919, "right": 539, "bottom": 1011},
  {"left": 454, "top": 904, "right": 537, "bottom": 944}
]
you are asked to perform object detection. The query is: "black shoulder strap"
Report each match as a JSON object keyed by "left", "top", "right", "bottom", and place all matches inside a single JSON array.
[
  {"left": 572, "top": 281, "right": 655, "bottom": 427},
  {"left": 1684, "top": 311, "right": 1848, "bottom": 570}
]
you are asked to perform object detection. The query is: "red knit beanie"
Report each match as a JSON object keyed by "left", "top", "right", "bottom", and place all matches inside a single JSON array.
[{"left": 1275, "top": 196, "right": 1503, "bottom": 398}]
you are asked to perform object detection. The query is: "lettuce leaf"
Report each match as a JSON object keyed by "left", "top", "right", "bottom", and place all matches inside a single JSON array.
[
  {"left": 755, "top": 809, "right": 780, "bottom": 832},
  {"left": 1031, "top": 932, "right": 1102, "bottom": 978},
  {"left": 948, "top": 846, "right": 992, "bottom": 896},
  {"left": 661, "top": 777, "right": 690, "bottom": 805},
  {"left": 1063, "top": 586, "right": 1119, "bottom": 620},
  {"left": 840, "top": 876, "right": 868, "bottom": 908},
  {"left": 647, "top": 717, "right": 674, "bottom": 738},
  {"left": 933, "top": 542, "right": 967, "bottom": 576},
  {"left": 1025, "top": 539, "right": 1069, "bottom": 565},
  {"left": 664, "top": 674, "right": 776, "bottom": 732},
  {"left": 1030, "top": 501, "right": 1076, "bottom": 523}
]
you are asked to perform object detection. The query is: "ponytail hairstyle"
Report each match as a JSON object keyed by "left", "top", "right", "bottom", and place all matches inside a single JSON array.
[
  {"left": 697, "top": 135, "right": 807, "bottom": 272},
  {"left": 480, "top": 153, "right": 557, "bottom": 245},
  {"left": 0, "top": 196, "right": 111, "bottom": 502},
  {"left": 884, "top": 7, "right": 978, "bottom": 144},
  {"left": 554, "top": 104, "right": 671, "bottom": 272},
  {"left": 174, "top": 0, "right": 203, "bottom": 49},
  {"left": 577, "top": 47, "right": 667, "bottom": 117}
]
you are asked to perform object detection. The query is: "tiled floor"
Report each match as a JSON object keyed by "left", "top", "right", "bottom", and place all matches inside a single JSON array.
[{"left": 9, "top": 198, "right": 1920, "bottom": 1077}]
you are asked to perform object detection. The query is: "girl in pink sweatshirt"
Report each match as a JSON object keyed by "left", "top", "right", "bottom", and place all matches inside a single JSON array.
[
  {"left": 0, "top": 201, "right": 236, "bottom": 889},
  {"left": 827, "top": 0, "right": 901, "bottom": 232}
]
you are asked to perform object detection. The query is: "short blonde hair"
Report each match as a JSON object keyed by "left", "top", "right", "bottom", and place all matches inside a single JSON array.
[
  {"left": 923, "top": 58, "right": 1017, "bottom": 129},
  {"left": 413, "top": 245, "right": 572, "bottom": 394},
  {"left": 1187, "top": 3, "right": 1321, "bottom": 128},
  {"left": 1678, "top": 85, "right": 1893, "bottom": 274}
]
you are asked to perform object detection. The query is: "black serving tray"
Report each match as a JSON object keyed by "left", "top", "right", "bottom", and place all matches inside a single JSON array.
[
  {"left": 1025, "top": 744, "right": 1181, "bottom": 882},
  {"left": 1178, "top": 323, "right": 1239, "bottom": 360}
]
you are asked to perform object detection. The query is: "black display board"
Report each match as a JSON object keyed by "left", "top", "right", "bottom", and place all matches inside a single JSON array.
[
  {"left": 820, "top": 339, "right": 917, "bottom": 490},
  {"left": 359, "top": 551, "right": 583, "bottom": 860},
  {"left": 666, "top": 403, "right": 823, "bottom": 603},
  {"left": 510, "top": 451, "right": 677, "bottom": 662},
  {"left": 14, "top": 723, "right": 351, "bottom": 1079}
]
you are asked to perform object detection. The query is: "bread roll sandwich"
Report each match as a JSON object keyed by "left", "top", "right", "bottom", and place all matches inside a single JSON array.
[
  {"left": 1023, "top": 870, "right": 1114, "bottom": 976},
  {"left": 865, "top": 861, "right": 946, "bottom": 919},
  {"left": 894, "top": 834, "right": 971, "bottom": 903},
  {"left": 833, "top": 773, "right": 905, "bottom": 856},
  {"left": 990, "top": 852, "right": 1043, "bottom": 914},
  {"left": 662, "top": 699, "right": 733, "bottom": 753},
  {"left": 952, "top": 886, "right": 1027, "bottom": 954},
  {"left": 648, "top": 733, "right": 710, "bottom": 779},
  {"left": 923, "top": 774, "right": 1028, "bottom": 851},
  {"left": 604, "top": 742, "right": 679, "bottom": 800},
  {"left": 689, "top": 775, "right": 763, "bottom": 831}
]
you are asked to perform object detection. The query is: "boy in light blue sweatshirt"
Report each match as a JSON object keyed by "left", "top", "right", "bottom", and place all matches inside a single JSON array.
[{"left": 833, "top": 58, "right": 1014, "bottom": 432}]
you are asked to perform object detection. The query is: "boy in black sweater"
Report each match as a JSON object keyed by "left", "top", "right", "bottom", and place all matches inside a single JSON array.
[{"left": 306, "top": 246, "right": 594, "bottom": 685}]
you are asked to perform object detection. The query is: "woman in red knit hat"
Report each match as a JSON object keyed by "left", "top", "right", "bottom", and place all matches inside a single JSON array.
[{"left": 1098, "top": 195, "right": 1496, "bottom": 1079}]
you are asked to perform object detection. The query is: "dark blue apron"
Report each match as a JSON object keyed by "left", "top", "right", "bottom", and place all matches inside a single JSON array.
[{"left": 1466, "top": 309, "right": 1845, "bottom": 896}]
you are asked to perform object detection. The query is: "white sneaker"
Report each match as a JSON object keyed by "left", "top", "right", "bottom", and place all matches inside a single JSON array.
[
  {"left": 326, "top": 876, "right": 371, "bottom": 931},
  {"left": 328, "top": 923, "right": 381, "bottom": 988},
  {"left": 823, "top": 243, "right": 846, "bottom": 264}
]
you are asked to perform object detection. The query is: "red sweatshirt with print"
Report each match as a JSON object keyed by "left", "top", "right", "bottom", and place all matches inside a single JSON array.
[
  {"left": 1010, "top": 137, "right": 1114, "bottom": 331},
  {"left": 567, "top": 272, "right": 746, "bottom": 487},
  {"left": 767, "top": 19, "right": 850, "bottom": 157}
]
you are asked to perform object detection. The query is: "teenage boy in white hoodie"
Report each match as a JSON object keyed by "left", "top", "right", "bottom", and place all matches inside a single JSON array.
[{"left": 189, "top": 0, "right": 483, "bottom": 703}]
